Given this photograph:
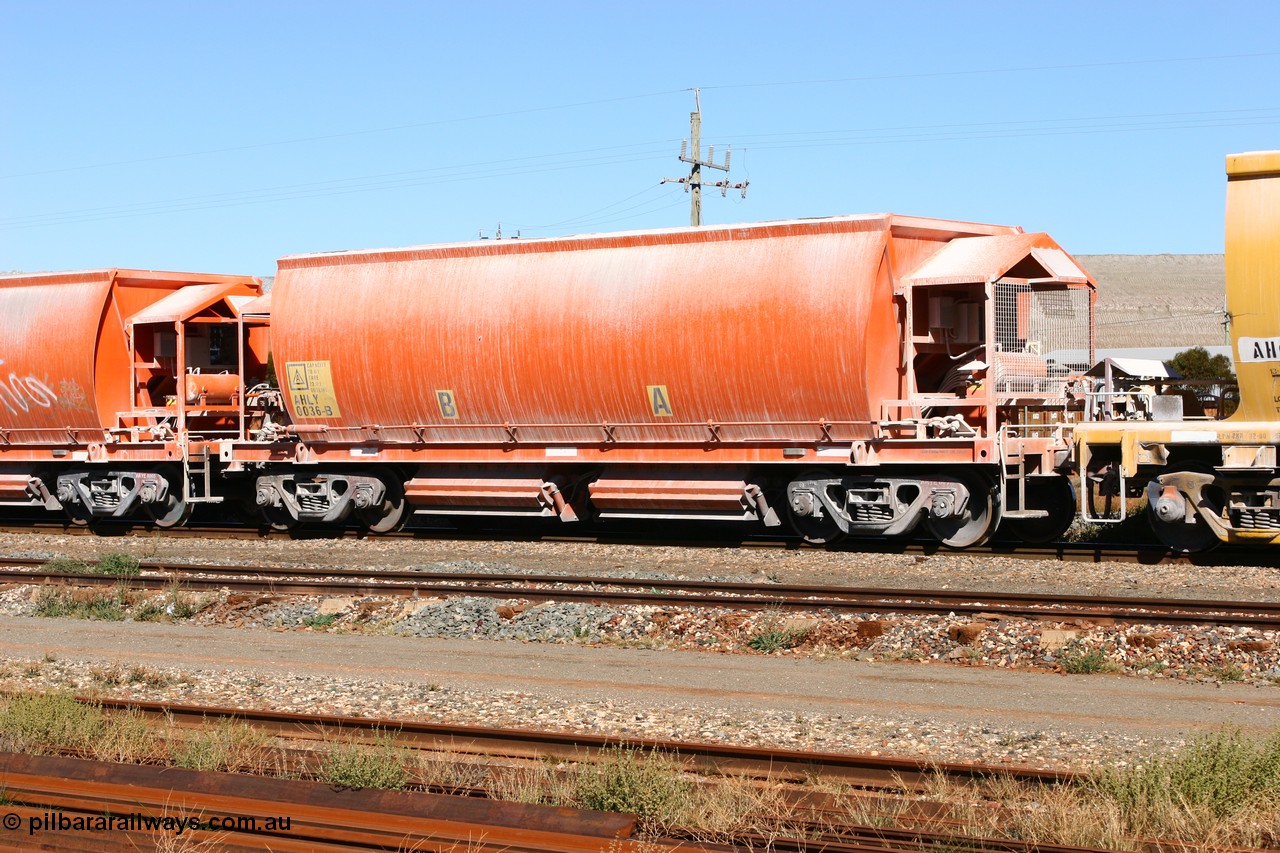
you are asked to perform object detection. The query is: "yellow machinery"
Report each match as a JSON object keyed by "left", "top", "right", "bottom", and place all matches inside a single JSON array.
[{"left": 1074, "top": 150, "right": 1280, "bottom": 551}]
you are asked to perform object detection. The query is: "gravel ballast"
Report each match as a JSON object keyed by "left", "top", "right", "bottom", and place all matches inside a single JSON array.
[{"left": 1, "top": 530, "right": 1277, "bottom": 773}]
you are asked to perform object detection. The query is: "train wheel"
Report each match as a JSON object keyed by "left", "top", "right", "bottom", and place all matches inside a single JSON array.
[
  {"left": 143, "top": 470, "right": 191, "bottom": 529},
  {"left": 1148, "top": 509, "right": 1218, "bottom": 554},
  {"left": 145, "top": 491, "right": 192, "bottom": 528},
  {"left": 1006, "top": 478, "right": 1076, "bottom": 544},
  {"left": 358, "top": 477, "right": 408, "bottom": 534},
  {"left": 229, "top": 496, "right": 263, "bottom": 526},
  {"left": 925, "top": 471, "right": 999, "bottom": 548},
  {"left": 261, "top": 504, "right": 298, "bottom": 531},
  {"left": 1146, "top": 466, "right": 1221, "bottom": 554},
  {"left": 785, "top": 478, "right": 846, "bottom": 545},
  {"left": 54, "top": 477, "right": 93, "bottom": 527},
  {"left": 788, "top": 511, "right": 846, "bottom": 546},
  {"left": 63, "top": 503, "right": 93, "bottom": 528}
]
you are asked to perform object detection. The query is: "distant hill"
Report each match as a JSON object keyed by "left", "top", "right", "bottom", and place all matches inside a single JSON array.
[{"left": 1075, "top": 254, "right": 1227, "bottom": 349}]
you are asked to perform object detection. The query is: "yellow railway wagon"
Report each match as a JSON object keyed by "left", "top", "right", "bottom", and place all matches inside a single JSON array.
[{"left": 1074, "top": 150, "right": 1280, "bottom": 552}]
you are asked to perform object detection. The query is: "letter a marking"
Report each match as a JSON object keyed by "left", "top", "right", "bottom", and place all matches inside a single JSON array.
[{"left": 647, "top": 385, "right": 673, "bottom": 418}]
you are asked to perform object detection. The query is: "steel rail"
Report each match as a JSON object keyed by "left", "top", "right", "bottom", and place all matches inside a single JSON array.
[
  {"left": 3, "top": 511, "right": 1273, "bottom": 567},
  {"left": 13, "top": 704, "right": 1233, "bottom": 853},
  {"left": 0, "top": 753, "right": 1114, "bottom": 853},
  {"left": 85, "top": 697, "right": 1074, "bottom": 790},
  {"left": 2, "top": 556, "right": 1278, "bottom": 627},
  {"left": 0, "top": 751, "right": 656, "bottom": 853}
]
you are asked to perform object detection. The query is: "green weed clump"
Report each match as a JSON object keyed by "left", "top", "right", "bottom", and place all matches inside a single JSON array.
[
  {"left": 175, "top": 718, "right": 273, "bottom": 773},
  {"left": 135, "top": 582, "right": 205, "bottom": 622},
  {"left": 574, "top": 747, "right": 694, "bottom": 833},
  {"left": 863, "top": 731, "right": 1280, "bottom": 849},
  {"left": 41, "top": 557, "right": 90, "bottom": 574},
  {"left": 95, "top": 553, "right": 141, "bottom": 576},
  {"left": 1064, "top": 508, "right": 1158, "bottom": 545},
  {"left": 0, "top": 693, "right": 159, "bottom": 764},
  {"left": 748, "top": 629, "right": 808, "bottom": 653},
  {"left": 42, "top": 552, "right": 140, "bottom": 576},
  {"left": 0, "top": 693, "right": 107, "bottom": 755},
  {"left": 1096, "top": 729, "right": 1280, "bottom": 824},
  {"left": 31, "top": 585, "right": 131, "bottom": 620},
  {"left": 319, "top": 731, "right": 410, "bottom": 790},
  {"left": 1058, "top": 643, "right": 1118, "bottom": 675}
]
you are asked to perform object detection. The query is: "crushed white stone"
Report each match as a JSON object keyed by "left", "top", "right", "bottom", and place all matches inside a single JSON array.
[{"left": 0, "top": 654, "right": 1173, "bottom": 772}]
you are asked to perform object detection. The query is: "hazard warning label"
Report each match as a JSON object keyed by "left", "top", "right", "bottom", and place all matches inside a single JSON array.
[{"left": 285, "top": 360, "right": 342, "bottom": 419}]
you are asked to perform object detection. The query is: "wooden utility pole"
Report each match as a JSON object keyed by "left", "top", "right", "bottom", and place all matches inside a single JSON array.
[{"left": 662, "top": 89, "right": 747, "bottom": 226}]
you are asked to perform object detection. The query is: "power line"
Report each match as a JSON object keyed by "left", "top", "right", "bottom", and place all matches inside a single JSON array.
[
  {"left": 563, "top": 194, "right": 689, "bottom": 230},
  {"left": 0, "top": 138, "right": 679, "bottom": 224},
  {"left": 698, "top": 50, "right": 1280, "bottom": 92},
  {"left": 514, "top": 184, "right": 670, "bottom": 232},
  {"left": 717, "top": 106, "right": 1280, "bottom": 144},
  {"left": 6, "top": 50, "right": 1273, "bottom": 181},
  {"left": 1094, "top": 310, "right": 1227, "bottom": 328},
  {"left": 0, "top": 89, "right": 686, "bottom": 181},
  {"left": 0, "top": 145, "right": 679, "bottom": 229},
  {"left": 6, "top": 104, "right": 1276, "bottom": 231},
  {"left": 730, "top": 117, "right": 1280, "bottom": 152},
  {"left": 11, "top": 106, "right": 1269, "bottom": 231},
  {"left": 0, "top": 152, "right": 677, "bottom": 231}
]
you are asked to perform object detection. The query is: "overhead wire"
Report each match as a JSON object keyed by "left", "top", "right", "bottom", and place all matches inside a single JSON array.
[
  {"left": 0, "top": 89, "right": 687, "bottom": 181},
  {"left": 5, "top": 50, "right": 1277, "bottom": 233},
  {"left": 713, "top": 106, "right": 1280, "bottom": 143},
  {"left": 697, "top": 50, "right": 1280, "bottom": 91},
  {"left": 512, "top": 184, "right": 670, "bottom": 232},
  {"left": 0, "top": 153, "right": 676, "bottom": 230},
  {"left": 724, "top": 117, "right": 1280, "bottom": 152},
  {"left": 7, "top": 105, "right": 1275, "bottom": 231},
  {"left": 5, "top": 49, "right": 1273, "bottom": 181},
  {"left": 0, "top": 138, "right": 679, "bottom": 226},
  {"left": 1094, "top": 311, "right": 1228, "bottom": 328},
  {"left": 554, "top": 191, "right": 689, "bottom": 231},
  {"left": 0, "top": 149, "right": 678, "bottom": 230}
]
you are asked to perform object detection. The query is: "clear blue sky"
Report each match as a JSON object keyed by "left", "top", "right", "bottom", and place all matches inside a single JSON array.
[{"left": 2, "top": 1, "right": 1277, "bottom": 276}]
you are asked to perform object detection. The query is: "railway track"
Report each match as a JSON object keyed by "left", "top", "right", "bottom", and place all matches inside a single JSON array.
[
  {"left": 0, "top": 751, "right": 652, "bottom": 852},
  {"left": 2, "top": 555, "right": 1278, "bottom": 628},
  {"left": 86, "top": 696, "right": 1075, "bottom": 790},
  {"left": 6, "top": 699, "right": 1081, "bottom": 853},
  {"left": 1, "top": 511, "right": 1270, "bottom": 567},
  {"left": 0, "top": 749, "right": 1128, "bottom": 853},
  {"left": 4, "top": 700, "right": 1223, "bottom": 853}
]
